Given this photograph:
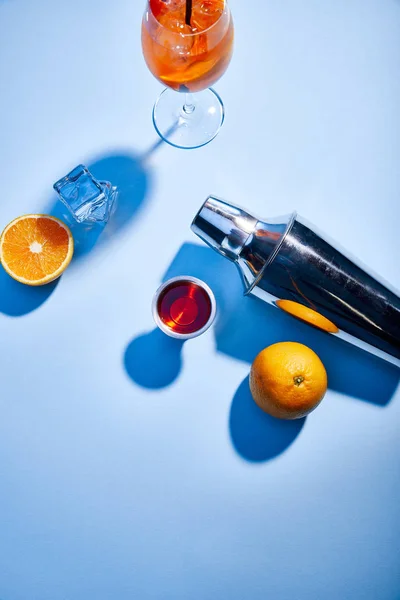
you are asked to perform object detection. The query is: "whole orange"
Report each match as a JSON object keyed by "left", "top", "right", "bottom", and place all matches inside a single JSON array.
[{"left": 250, "top": 342, "right": 327, "bottom": 420}]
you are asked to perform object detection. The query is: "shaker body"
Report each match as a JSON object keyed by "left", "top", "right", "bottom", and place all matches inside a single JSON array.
[{"left": 248, "top": 215, "right": 400, "bottom": 367}]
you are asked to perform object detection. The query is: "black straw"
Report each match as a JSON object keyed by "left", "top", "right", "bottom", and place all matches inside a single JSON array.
[{"left": 185, "top": 0, "right": 193, "bottom": 26}]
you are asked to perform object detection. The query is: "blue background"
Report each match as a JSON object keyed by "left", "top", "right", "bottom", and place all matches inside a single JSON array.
[{"left": 1, "top": 0, "right": 400, "bottom": 598}]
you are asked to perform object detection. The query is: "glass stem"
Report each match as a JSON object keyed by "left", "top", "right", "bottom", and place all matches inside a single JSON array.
[{"left": 183, "top": 93, "right": 195, "bottom": 115}]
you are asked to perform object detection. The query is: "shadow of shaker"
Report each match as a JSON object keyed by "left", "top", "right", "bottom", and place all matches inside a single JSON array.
[
  {"left": 163, "top": 242, "right": 399, "bottom": 407},
  {"left": 124, "top": 328, "right": 184, "bottom": 390},
  {"left": 216, "top": 281, "right": 400, "bottom": 407}
]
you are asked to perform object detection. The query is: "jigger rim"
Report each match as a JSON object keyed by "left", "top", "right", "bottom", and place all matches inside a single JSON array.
[{"left": 152, "top": 276, "right": 217, "bottom": 340}]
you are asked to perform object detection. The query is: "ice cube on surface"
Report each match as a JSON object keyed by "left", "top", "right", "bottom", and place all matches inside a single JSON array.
[{"left": 53, "top": 165, "right": 117, "bottom": 224}]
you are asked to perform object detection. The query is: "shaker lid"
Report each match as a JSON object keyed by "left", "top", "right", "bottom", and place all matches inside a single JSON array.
[
  {"left": 191, "top": 196, "right": 257, "bottom": 261},
  {"left": 191, "top": 195, "right": 296, "bottom": 291}
]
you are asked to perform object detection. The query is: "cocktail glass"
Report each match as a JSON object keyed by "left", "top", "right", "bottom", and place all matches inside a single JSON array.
[{"left": 142, "top": 0, "right": 234, "bottom": 149}]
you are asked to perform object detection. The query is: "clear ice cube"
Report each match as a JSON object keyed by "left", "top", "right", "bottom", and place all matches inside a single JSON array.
[
  {"left": 53, "top": 165, "right": 117, "bottom": 224},
  {"left": 191, "top": 0, "right": 224, "bottom": 31},
  {"left": 157, "top": 11, "right": 194, "bottom": 53}
]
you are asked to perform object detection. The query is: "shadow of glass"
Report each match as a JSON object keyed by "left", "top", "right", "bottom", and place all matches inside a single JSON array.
[
  {"left": 164, "top": 242, "right": 399, "bottom": 406},
  {"left": 230, "top": 377, "right": 306, "bottom": 462},
  {"left": 0, "top": 267, "right": 59, "bottom": 317},
  {"left": 124, "top": 328, "right": 183, "bottom": 390},
  {"left": 48, "top": 152, "right": 150, "bottom": 262}
]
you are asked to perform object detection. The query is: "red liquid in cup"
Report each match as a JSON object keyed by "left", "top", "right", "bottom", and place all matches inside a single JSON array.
[{"left": 157, "top": 280, "right": 212, "bottom": 335}]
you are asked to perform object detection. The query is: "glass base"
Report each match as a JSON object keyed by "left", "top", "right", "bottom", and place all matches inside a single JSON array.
[{"left": 153, "top": 88, "right": 225, "bottom": 150}]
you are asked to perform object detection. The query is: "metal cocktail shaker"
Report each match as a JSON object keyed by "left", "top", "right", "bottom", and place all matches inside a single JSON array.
[{"left": 191, "top": 196, "right": 400, "bottom": 367}]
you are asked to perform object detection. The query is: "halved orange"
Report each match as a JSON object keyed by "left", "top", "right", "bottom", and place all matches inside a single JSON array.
[{"left": 0, "top": 214, "right": 74, "bottom": 286}]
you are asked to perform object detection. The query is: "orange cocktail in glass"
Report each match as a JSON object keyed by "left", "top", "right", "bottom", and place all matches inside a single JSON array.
[{"left": 142, "top": 0, "right": 234, "bottom": 148}]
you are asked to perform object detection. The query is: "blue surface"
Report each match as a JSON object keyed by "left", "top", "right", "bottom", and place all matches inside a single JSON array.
[{"left": 1, "top": 1, "right": 400, "bottom": 599}]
